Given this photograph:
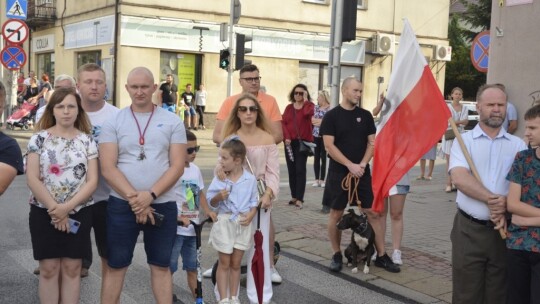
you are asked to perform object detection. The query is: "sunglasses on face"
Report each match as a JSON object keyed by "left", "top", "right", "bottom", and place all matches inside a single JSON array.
[
  {"left": 294, "top": 91, "right": 304, "bottom": 96},
  {"left": 241, "top": 77, "right": 261, "bottom": 83},
  {"left": 237, "top": 106, "right": 259, "bottom": 113},
  {"left": 187, "top": 146, "right": 200, "bottom": 154}
]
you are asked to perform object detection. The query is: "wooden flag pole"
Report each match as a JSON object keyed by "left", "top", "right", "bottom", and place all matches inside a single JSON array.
[{"left": 449, "top": 118, "right": 507, "bottom": 239}]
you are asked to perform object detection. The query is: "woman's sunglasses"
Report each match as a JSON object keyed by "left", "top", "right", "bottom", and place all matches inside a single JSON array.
[
  {"left": 187, "top": 146, "right": 200, "bottom": 154},
  {"left": 237, "top": 106, "right": 259, "bottom": 113}
]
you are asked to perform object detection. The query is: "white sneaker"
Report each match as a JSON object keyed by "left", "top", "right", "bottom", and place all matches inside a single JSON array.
[
  {"left": 320, "top": 182, "right": 325, "bottom": 188},
  {"left": 218, "top": 299, "right": 230, "bottom": 304},
  {"left": 392, "top": 249, "right": 403, "bottom": 265},
  {"left": 271, "top": 267, "right": 282, "bottom": 284},
  {"left": 229, "top": 296, "right": 241, "bottom": 304},
  {"left": 311, "top": 181, "right": 320, "bottom": 187},
  {"left": 202, "top": 268, "right": 212, "bottom": 278}
]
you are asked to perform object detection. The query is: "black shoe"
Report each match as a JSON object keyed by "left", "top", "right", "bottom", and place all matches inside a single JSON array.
[
  {"left": 329, "top": 252, "right": 343, "bottom": 272},
  {"left": 321, "top": 206, "right": 330, "bottom": 214},
  {"left": 374, "top": 253, "right": 401, "bottom": 273}
]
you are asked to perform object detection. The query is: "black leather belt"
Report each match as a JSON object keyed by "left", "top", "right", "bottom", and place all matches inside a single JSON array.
[{"left": 459, "top": 209, "right": 494, "bottom": 227}]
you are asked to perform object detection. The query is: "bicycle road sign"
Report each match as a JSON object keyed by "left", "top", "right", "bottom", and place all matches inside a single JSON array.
[
  {"left": 470, "top": 30, "right": 490, "bottom": 73},
  {"left": 2, "top": 19, "right": 29, "bottom": 44},
  {"left": 1, "top": 45, "right": 27, "bottom": 70}
]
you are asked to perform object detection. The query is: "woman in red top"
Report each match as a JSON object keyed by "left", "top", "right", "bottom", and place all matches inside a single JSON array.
[{"left": 282, "top": 84, "right": 315, "bottom": 209}]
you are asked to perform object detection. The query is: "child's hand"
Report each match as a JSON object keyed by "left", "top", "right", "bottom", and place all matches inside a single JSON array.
[
  {"left": 216, "top": 189, "right": 230, "bottom": 202},
  {"left": 239, "top": 213, "right": 254, "bottom": 226},
  {"left": 178, "top": 215, "right": 191, "bottom": 227},
  {"left": 216, "top": 167, "right": 227, "bottom": 181}
]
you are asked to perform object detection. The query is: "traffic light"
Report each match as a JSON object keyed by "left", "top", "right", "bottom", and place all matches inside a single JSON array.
[
  {"left": 235, "top": 33, "right": 252, "bottom": 70},
  {"left": 219, "top": 49, "right": 230, "bottom": 70},
  {"left": 342, "top": 0, "right": 358, "bottom": 42}
]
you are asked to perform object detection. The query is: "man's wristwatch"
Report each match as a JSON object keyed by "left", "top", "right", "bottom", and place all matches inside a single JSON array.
[{"left": 150, "top": 191, "right": 157, "bottom": 200}]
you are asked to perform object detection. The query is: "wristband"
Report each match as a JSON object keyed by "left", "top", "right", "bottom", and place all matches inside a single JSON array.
[{"left": 150, "top": 191, "right": 157, "bottom": 200}]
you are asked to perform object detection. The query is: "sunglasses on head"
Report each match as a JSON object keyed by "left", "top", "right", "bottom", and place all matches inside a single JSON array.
[
  {"left": 237, "top": 106, "right": 259, "bottom": 112},
  {"left": 187, "top": 146, "right": 200, "bottom": 154},
  {"left": 294, "top": 91, "right": 304, "bottom": 96}
]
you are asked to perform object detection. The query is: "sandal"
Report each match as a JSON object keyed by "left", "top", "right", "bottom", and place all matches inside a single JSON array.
[
  {"left": 288, "top": 199, "right": 297, "bottom": 205},
  {"left": 295, "top": 201, "right": 303, "bottom": 209},
  {"left": 426, "top": 176, "right": 432, "bottom": 181},
  {"left": 445, "top": 185, "right": 452, "bottom": 193},
  {"left": 416, "top": 176, "right": 425, "bottom": 180}
]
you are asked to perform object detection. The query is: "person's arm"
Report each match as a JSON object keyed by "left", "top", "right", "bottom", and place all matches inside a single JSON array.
[
  {"left": 507, "top": 120, "right": 518, "bottom": 134},
  {"left": 507, "top": 181, "right": 540, "bottom": 217},
  {"left": 0, "top": 163, "right": 18, "bottom": 196},
  {"left": 47, "top": 158, "right": 99, "bottom": 221},
  {"left": 312, "top": 117, "right": 322, "bottom": 126},
  {"left": 511, "top": 214, "right": 540, "bottom": 227},
  {"left": 199, "top": 190, "right": 217, "bottom": 222},
  {"left": 26, "top": 153, "right": 60, "bottom": 209},
  {"left": 157, "top": 89, "right": 163, "bottom": 107},
  {"left": 271, "top": 121, "right": 283, "bottom": 144},
  {"left": 213, "top": 120, "right": 225, "bottom": 145},
  {"left": 323, "top": 134, "right": 363, "bottom": 177},
  {"left": 372, "top": 93, "right": 385, "bottom": 117},
  {"left": 99, "top": 143, "right": 138, "bottom": 200}
]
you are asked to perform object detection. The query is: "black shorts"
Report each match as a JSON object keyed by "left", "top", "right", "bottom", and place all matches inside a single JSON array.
[
  {"left": 322, "top": 168, "right": 373, "bottom": 211},
  {"left": 29, "top": 204, "right": 92, "bottom": 261},
  {"left": 89, "top": 200, "right": 108, "bottom": 259}
]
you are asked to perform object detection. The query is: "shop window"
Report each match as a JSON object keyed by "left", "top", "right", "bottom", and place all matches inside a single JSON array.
[
  {"left": 77, "top": 51, "right": 101, "bottom": 68},
  {"left": 160, "top": 51, "right": 202, "bottom": 92},
  {"left": 37, "top": 52, "right": 54, "bottom": 81}
]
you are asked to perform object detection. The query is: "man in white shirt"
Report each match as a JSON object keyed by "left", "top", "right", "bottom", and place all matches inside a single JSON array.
[{"left": 449, "top": 84, "right": 526, "bottom": 304}]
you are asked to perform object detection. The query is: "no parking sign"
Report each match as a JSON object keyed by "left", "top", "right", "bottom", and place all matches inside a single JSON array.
[
  {"left": 470, "top": 31, "right": 490, "bottom": 73},
  {"left": 1, "top": 45, "right": 27, "bottom": 70}
]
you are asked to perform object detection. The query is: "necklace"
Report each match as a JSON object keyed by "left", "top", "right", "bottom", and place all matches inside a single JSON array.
[{"left": 130, "top": 105, "right": 155, "bottom": 160}]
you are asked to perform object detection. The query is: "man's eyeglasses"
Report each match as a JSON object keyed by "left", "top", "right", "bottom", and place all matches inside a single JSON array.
[
  {"left": 240, "top": 77, "right": 261, "bottom": 83},
  {"left": 187, "top": 146, "right": 200, "bottom": 154},
  {"left": 294, "top": 91, "right": 304, "bottom": 96},
  {"left": 238, "top": 106, "right": 259, "bottom": 113}
]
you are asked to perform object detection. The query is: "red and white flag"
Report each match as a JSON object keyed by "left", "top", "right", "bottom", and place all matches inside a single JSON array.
[{"left": 371, "top": 19, "right": 451, "bottom": 213}]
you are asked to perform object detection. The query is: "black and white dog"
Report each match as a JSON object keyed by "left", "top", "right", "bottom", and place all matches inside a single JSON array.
[{"left": 336, "top": 208, "right": 375, "bottom": 274}]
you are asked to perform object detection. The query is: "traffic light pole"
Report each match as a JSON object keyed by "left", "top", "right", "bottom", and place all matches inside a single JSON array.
[
  {"left": 227, "top": 0, "right": 235, "bottom": 97},
  {"left": 328, "top": 0, "right": 344, "bottom": 107}
]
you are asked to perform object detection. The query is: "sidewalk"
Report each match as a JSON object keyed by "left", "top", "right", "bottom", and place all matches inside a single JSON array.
[{"left": 4, "top": 127, "right": 455, "bottom": 303}]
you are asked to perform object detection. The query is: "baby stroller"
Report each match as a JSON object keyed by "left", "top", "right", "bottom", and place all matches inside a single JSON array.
[{"left": 6, "top": 101, "right": 37, "bottom": 130}]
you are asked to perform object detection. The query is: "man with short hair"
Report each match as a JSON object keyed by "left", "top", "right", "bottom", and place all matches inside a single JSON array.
[
  {"left": 0, "top": 80, "right": 24, "bottom": 196},
  {"left": 450, "top": 84, "right": 526, "bottom": 304},
  {"left": 158, "top": 74, "right": 178, "bottom": 113},
  {"left": 77, "top": 63, "right": 120, "bottom": 283},
  {"left": 99, "top": 67, "right": 186, "bottom": 304},
  {"left": 213, "top": 64, "right": 283, "bottom": 144},
  {"left": 34, "top": 74, "right": 76, "bottom": 123},
  {"left": 321, "top": 77, "right": 400, "bottom": 274}
]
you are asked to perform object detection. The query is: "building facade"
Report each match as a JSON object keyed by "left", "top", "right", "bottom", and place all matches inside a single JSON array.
[{"left": 2, "top": 0, "right": 451, "bottom": 113}]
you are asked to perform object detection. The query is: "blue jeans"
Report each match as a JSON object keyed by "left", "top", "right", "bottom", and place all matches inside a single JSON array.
[
  {"left": 106, "top": 196, "right": 177, "bottom": 268},
  {"left": 169, "top": 235, "right": 197, "bottom": 273}
]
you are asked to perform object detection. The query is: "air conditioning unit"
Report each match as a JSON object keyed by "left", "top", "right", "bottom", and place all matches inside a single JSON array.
[
  {"left": 433, "top": 45, "right": 452, "bottom": 61},
  {"left": 372, "top": 33, "right": 395, "bottom": 55}
]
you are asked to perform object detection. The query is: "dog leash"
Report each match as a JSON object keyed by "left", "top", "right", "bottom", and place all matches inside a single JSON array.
[{"left": 341, "top": 173, "right": 360, "bottom": 206}]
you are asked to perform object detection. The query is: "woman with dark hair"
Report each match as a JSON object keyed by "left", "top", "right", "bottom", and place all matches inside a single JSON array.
[
  {"left": 282, "top": 84, "right": 315, "bottom": 209},
  {"left": 221, "top": 93, "right": 282, "bottom": 301},
  {"left": 26, "top": 87, "right": 98, "bottom": 303}
]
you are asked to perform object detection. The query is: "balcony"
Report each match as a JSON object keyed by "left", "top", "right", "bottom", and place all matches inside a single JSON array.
[{"left": 25, "top": 0, "right": 56, "bottom": 30}]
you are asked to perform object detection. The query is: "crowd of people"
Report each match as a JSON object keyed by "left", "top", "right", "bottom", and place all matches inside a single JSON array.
[{"left": 1, "top": 61, "right": 540, "bottom": 304}]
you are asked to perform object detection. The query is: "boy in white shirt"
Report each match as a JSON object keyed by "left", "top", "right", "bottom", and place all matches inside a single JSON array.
[{"left": 170, "top": 130, "right": 216, "bottom": 302}]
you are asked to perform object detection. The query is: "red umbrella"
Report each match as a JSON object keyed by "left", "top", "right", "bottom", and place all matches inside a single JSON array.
[{"left": 251, "top": 207, "right": 264, "bottom": 304}]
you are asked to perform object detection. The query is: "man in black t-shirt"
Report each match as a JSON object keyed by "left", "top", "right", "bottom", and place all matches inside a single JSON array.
[
  {"left": 181, "top": 84, "right": 198, "bottom": 130},
  {"left": 0, "top": 81, "right": 24, "bottom": 196},
  {"left": 158, "top": 74, "right": 178, "bottom": 113},
  {"left": 320, "top": 77, "right": 400, "bottom": 274}
]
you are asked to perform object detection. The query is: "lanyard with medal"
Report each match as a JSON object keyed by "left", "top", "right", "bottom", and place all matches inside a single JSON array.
[{"left": 130, "top": 105, "right": 155, "bottom": 160}]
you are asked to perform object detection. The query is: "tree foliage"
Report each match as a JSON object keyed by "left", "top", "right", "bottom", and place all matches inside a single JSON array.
[{"left": 444, "top": 0, "right": 491, "bottom": 99}]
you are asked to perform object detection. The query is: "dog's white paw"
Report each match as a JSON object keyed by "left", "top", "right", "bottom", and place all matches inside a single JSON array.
[
  {"left": 363, "top": 265, "right": 369, "bottom": 274},
  {"left": 351, "top": 267, "right": 358, "bottom": 273},
  {"left": 347, "top": 263, "right": 352, "bottom": 267}
]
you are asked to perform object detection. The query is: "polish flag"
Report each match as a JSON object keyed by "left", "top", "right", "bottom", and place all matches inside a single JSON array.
[{"left": 371, "top": 19, "right": 451, "bottom": 213}]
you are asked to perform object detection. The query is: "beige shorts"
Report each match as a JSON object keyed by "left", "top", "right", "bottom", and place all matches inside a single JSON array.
[{"left": 209, "top": 213, "right": 254, "bottom": 254}]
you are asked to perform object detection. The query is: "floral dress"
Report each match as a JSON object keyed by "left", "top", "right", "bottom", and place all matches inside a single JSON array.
[{"left": 27, "top": 130, "right": 98, "bottom": 212}]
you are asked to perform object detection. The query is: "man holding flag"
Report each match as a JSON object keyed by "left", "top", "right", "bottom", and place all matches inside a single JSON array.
[
  {"left": 320, "top": 77, "right": 400, "bottom": 273},
  {"left": 449, "top": 84, "right": 526, "bottom": 304}
]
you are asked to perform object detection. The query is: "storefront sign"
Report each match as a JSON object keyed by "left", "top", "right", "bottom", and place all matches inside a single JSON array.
[
  {"left": 32, "top": 34, "right": 54, "bottom": 52},
  {"left": 65, "top": 15, "right": 115, "bottom": 49},
  {"left": 120, "top": 16, "right": 365, "bottom": 65}
]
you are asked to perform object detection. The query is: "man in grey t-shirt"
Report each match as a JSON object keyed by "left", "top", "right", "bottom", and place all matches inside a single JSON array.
[{"left": 99, "top": 67, "right": 186, "bottom": 304}]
